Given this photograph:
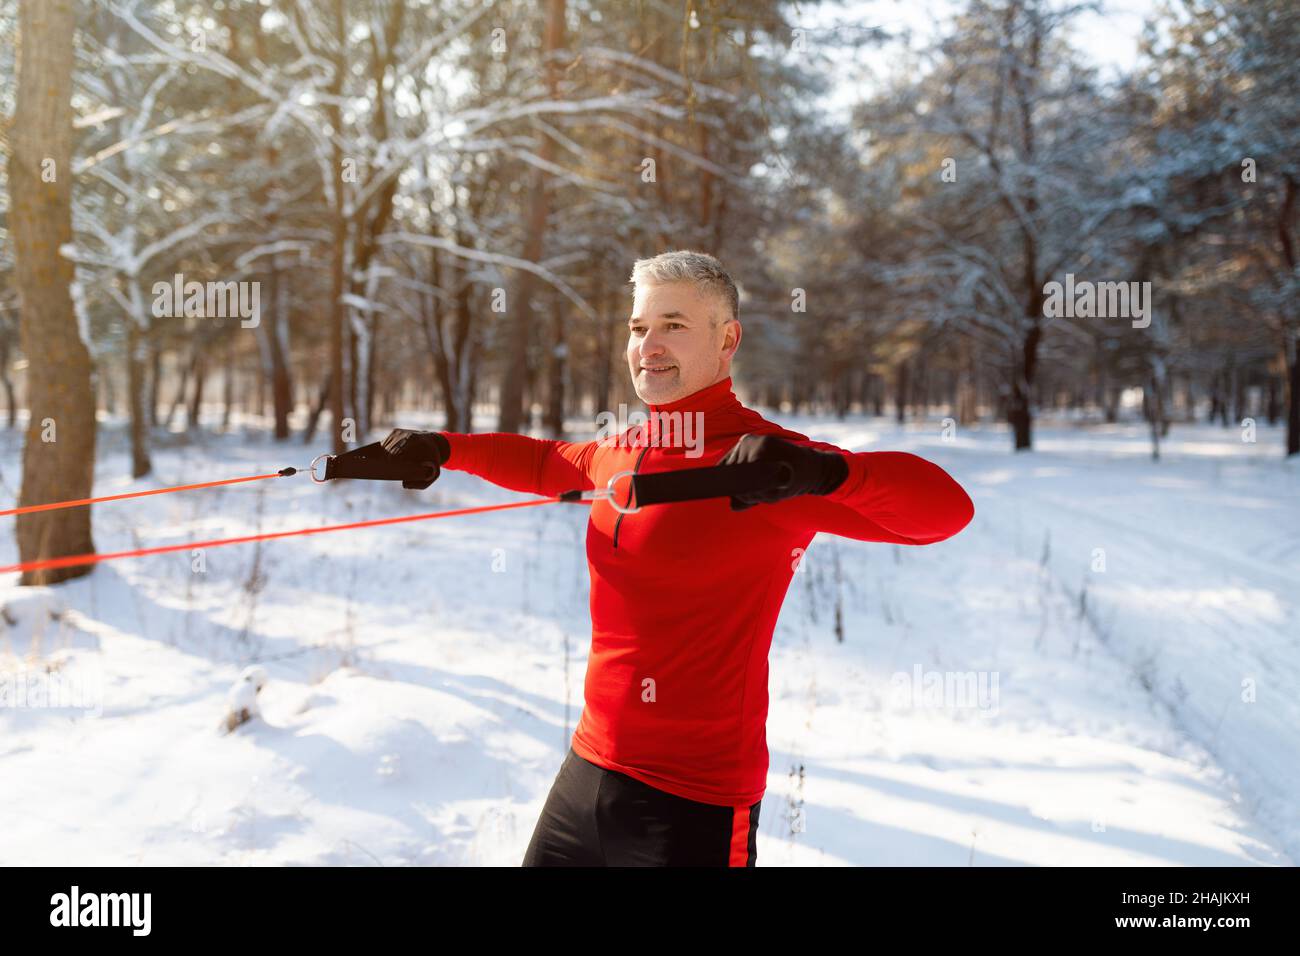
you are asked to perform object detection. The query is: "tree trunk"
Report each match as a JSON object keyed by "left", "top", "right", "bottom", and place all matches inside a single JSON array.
[
  {"left": 221, "top": 339, "right": 235, "bottom": 431},
  {"left": 264, "top": 258, "right": 294, "bottom": 439},
  {"left": 1009, "top": 323, "right": 1042, "bottom": 451},
  {"left": 365, "top": 311, "right": 379, "bottom": 433},
  {"left": 1288, "top": 333, "right": 1300, "bottom": 457},
  {"left": 498, "top": 0, "right": 564, "bottom": 433},
  {"left": 9, "top": 0, "right": 97, "bottom": 584},
  {"left": 147, "top": 341, "right": 162, "bottom": 427},
  {"left": 545, "top": 291, "right": 567, "bottom": 438},
  {"left": 957, "top": 340, "right": 978, "bottom": 426},
  {"left": 1008, "top": 385, "right": 1030, "bottom": 448},
  {"left": 1219, "top": 364, "right": 1231, "bottom": 427},
  {"left": 126, "top": 318, "right": 151, "bottom": 475},
  {"left": 1230, "top": 361, "right": 1245, "bottom": 426},
  {"left": 0, "top": 334, "right": 17, "bottom": 427},
  {"left": 421, "top": 244, "right": 476, "bottom": 434},
  {"left": 301, "top": 368, "right": 332, "bottom": 446},
  {"left": 595, "top": 280, "right": 613, "bottom": 418},
  {"left": 346, "top": 311, "right": 364, "bottom": 437},
  {"left": 254, "top": 0, "right": 293, "bottom": 440},
  {"left": 912, "top": 353, "right": 927, "bottom": 421},
  {"left": 894, "top": 361, "right": 908, "bottom": 424},
  {"left": 327, "top": 0, "right": 347, "bottom": 454},
  {"left": 187, "top": 348, "right": 206, "bottom": 432},
  {"left": 1147, "top": 359, "right": 1167, "bottom": 461},
  {"left": 1277, "top": 174, "right": 1298, "bottom": 456},
  {"left": 1103, "top": 384, "right": 1118, "bottom": 423},
  {"left": 165, "top": 353, "right": 190, "bottom": 431}
]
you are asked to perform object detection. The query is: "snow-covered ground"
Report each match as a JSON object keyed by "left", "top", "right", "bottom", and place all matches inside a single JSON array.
[{"left": 0, "top": 409, "right": 1295, "bottom": 866}]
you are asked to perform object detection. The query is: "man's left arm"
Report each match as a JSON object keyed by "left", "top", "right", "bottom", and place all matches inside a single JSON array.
[{"left": 734, "top": 435, "right": 975, "bottom": 545}]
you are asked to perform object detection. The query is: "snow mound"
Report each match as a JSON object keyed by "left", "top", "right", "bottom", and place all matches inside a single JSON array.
[{"left": 0, "top": 588, "right": 100, "bottom": 659}]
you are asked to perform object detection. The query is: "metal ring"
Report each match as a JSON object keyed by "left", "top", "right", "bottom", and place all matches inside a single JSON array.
[
  {"left": 605, "top": 469, "right": 640, "bottom": 515},
  {"left": 309, "top": 453, "right": 332, "bottom": 484}
]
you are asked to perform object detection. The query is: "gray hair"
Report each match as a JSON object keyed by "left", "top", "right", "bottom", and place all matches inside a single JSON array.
[{"left": 629, "top": 250, "right": 739, "bottom": 328}]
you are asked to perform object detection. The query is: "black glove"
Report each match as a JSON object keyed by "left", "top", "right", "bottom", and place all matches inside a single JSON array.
[
  {"left": 719, "top": 433, "right": 849, "bottom": 511},
  {"left": 380, "top": 429, "right": 451, "bottom": 490}
]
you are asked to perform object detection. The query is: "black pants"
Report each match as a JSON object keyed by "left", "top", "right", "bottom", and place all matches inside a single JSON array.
[{"left": 522, "top": 748, "right": 761, "bottom": 867}]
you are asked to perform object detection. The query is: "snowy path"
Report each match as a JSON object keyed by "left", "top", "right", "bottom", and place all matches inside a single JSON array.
[{"left": 0, "top": 416, "right": 1294, "bottom": 865}]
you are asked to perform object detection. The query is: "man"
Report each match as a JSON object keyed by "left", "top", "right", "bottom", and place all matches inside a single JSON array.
[{"left": 381, "top": 250, "right": 974, "bottom": 866}]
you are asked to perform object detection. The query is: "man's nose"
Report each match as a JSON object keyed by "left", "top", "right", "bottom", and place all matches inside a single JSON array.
[{"left": 640, "top": 330, "right": 666, "bottom": 355}]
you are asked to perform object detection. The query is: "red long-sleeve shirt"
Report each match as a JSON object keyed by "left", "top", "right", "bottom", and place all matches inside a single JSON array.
[{"left": 442, "top": 376, "right": 974, "bottom": 807}]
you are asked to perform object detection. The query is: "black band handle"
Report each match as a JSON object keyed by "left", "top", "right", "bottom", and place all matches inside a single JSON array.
[
  {"left": 321, "top": 442, "right": 437, "bottom": 483},
  {"left": 631, "top": 460, "right": 793, "bottom": 507}
]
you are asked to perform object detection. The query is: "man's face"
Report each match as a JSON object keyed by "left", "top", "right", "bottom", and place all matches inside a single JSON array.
[{"left": 627, "top": 281, "right": 739, "bottom": 405}]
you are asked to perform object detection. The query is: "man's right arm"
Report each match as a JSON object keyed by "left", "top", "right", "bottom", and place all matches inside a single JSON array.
[{"left": 441, "top": 433, "right": 598, "bottom": 498}]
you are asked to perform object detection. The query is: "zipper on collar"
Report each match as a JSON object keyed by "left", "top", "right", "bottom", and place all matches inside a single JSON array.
[{"left": 613, "top": 444, "right": 651, "bottom": 550}]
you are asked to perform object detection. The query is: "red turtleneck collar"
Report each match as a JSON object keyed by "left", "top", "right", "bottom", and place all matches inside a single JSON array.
[{"left": 645, "top": 375, "right": 740, "bottom": 415}]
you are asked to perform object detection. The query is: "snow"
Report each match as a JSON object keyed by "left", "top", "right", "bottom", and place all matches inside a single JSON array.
[{"left": 0, "top": 411, "right": 1294, "bottom": 866}]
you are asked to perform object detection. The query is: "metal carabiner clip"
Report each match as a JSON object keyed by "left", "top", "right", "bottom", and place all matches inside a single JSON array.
[
  {"left": 559, "top": 469, "right": 640, "bottom": 514},
  {"left": 309, "top": 453, "right": 333, "bottom": 484}
]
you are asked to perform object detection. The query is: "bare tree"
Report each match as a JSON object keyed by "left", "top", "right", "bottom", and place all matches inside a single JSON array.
[
  {"left": 497, "top": 0, "right": 565, "bottom": 434},
  {"left": 7, "top": 0, "right": 97, "bottom": 584}
]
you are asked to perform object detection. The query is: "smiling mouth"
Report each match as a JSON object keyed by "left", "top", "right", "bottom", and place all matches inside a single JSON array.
[{"left": 641, "top": 365, "right": 676, "bottom": 373}]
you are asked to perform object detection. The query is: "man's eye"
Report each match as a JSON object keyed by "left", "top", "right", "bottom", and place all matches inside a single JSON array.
[{"left": 629, "top": 324, "right": 682, "bottom": 334}]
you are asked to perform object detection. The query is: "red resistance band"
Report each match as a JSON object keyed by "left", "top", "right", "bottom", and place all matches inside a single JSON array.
[
  {"left": 4, "top": 448, "right": 758, "bottom": 575},
  {"left": 0, "top": 497, "right": 568, "bottom": 576},
  {"left": 0, "top": 457, "right": 773, "bottom": 576},
  {"left": 0, "top": 471, "right": 289, "bottom": 518}
]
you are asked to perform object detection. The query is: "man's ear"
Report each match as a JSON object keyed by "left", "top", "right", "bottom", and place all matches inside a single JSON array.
[{"left": 723, "top": 319, "right": 741, "bottom": 358}]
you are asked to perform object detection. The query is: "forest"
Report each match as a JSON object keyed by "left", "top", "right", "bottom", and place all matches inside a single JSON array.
[
  {"left": 1, "top": 0, "right": 1296, "bottom": 569},
  {"left": 2, "top": 0, "right": 1299, "bottom": 874}
]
